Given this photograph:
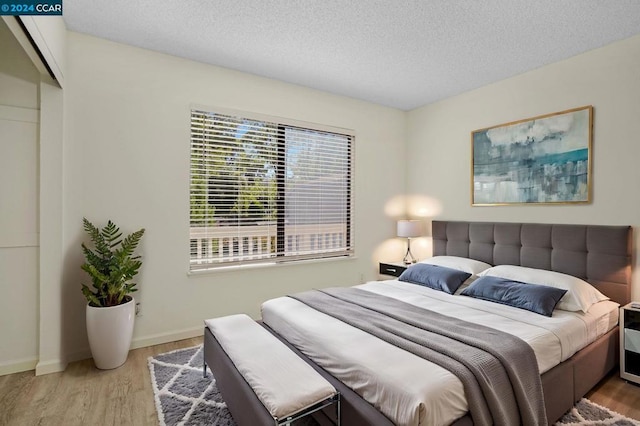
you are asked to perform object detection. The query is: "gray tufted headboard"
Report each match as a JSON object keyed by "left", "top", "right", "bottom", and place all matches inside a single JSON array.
[{"left": 432, "top": 221, "right": 632, "bottom": 306}]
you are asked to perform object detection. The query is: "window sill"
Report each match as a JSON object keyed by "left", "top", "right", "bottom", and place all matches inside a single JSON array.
[{"left": 187, "top": 255, "right": 358, "bottom": 277}]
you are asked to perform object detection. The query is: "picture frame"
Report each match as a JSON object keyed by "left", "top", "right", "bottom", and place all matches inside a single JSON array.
[{"left": 471, "top": 106, "right": 593, "bottom": 206}]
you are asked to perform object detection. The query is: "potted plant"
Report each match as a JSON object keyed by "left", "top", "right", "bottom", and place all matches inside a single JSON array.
[{"left": 81, "top": 218, "right": 145, "bottom": 369}]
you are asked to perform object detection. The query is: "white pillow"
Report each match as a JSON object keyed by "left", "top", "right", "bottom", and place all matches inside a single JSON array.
[
  {"left": 477, "top": 265, "right": 608, "bottom": 313},
  {"left": 420, "top": 256, "right": 492, "bottom": 276}
]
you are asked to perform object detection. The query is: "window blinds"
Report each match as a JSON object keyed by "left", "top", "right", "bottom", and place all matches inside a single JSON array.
[{"left": 190, "top": 109, "right": 353, "bottom": 270}]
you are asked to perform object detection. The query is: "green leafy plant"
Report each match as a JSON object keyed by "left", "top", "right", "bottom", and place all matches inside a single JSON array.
[{"left": 81, "top": 218, "right": 146, "bottom": 307}]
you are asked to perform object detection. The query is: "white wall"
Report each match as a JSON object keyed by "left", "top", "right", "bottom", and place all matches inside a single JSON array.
[
  {"left": 60, "top": 32, "right": 406, "bottom": 362},
  {"left": 0, "top": 20, "right": 40, "bottom": 374},
  {"left": 407, "top": 34, "right": 640, "bottom": 301}
]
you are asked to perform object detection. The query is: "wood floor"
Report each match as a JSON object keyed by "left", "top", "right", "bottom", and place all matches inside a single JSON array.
[
  {"left": 586, "top": 370, "right": 640, "bottom": 421},
  {"left": 0, "top": 337, "right": 202, "bottom": 426},
  {"left": 1, "top": 337, "right": 639, "bottom": 426}
]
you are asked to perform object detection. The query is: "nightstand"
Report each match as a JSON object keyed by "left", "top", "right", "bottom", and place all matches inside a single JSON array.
[
  {"left": 620, "top": 303, "right": 640, "bottom": 385},
  {"left": 379, "top": 262, "right": 409, "bottom": 278}
]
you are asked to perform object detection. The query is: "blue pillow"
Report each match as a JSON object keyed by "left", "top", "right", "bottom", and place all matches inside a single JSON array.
[
  {"left": 460, "top": 276, "right": 568, "bottom": 317},
  {"left": 398, "top": 264, "right": 471, "bottom": 294}
]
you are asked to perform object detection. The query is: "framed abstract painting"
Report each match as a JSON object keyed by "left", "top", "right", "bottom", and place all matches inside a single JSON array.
[{"left": 472, "top": 106, "right": 592, "bottom": 205}]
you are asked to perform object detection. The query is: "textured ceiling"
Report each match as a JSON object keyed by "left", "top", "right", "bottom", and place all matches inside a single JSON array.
[{"left": 63, "top": 1, "right": 640, "bottom": 110}]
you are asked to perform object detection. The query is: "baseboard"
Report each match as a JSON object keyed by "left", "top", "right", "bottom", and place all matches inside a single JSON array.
[
  {"left": 131, "top": 326, "right": 203, "bottom": 349},
  {"left": 62, "top": 327, "right": 203, "bottom": 367},
  {"left": 64, "top": 348, "right": 92, "bottom": 365},
  {"left": 0, "top": 357, "right": 38, "bottom": 376},
  {"left": 35, "top": 358, "right": 67, "bottom": 376},
  {"left": 8, "top": 327, "right": 204, "bottom": 376}
]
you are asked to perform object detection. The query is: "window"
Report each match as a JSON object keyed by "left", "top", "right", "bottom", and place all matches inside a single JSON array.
[{"left": 190, "top": 108, "right": 354, "bottom": 270}]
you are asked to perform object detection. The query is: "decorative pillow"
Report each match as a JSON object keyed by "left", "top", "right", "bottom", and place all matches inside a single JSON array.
[
  {"left": 419, "top": 256, "right": 493, "bottom": 276},
  {"left": 461, "top": 276, "right": 568, "bottom": 317},
  {"left": 399, "top": 264, "right": 471, "bottom": 294},
  {"left": 478, "top": 265, "right": 608, "bottom": 313}
]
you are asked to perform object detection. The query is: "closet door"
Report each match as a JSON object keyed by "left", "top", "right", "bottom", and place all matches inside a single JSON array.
[{"left": 0, "top": 107, "right": 39, "bottom": 373}]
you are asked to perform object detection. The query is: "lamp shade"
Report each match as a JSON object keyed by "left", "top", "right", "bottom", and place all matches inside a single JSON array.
[{"left": 397, "top": 220, "right": 423, "bottom": 238}]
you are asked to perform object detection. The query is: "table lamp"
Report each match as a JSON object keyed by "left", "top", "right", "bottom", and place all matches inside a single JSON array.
[{"left": 397, "top": 220, "right": 423, "bottom": 264}]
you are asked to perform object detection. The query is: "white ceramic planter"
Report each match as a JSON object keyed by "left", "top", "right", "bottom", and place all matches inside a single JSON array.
[{"left": 86, "top": 297, "right": 135, "bottom": 369}]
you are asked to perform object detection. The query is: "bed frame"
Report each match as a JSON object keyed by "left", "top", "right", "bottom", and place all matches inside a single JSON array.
[{"left": 204, "top": 220, "right": 632, "bottom": 426}]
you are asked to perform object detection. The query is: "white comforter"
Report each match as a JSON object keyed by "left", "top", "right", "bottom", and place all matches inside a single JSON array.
[{"left": 261, "top": 280, "right": 619, "bottom": 426}]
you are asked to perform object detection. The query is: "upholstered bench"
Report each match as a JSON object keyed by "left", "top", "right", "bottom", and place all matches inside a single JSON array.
[{"left": 204, "top": 314, "right": 341, "bottom": 425}]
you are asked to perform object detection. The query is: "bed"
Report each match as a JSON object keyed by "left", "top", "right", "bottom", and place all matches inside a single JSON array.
[{"left": 204, "top": 220, "right": 632, "bottom": 426}]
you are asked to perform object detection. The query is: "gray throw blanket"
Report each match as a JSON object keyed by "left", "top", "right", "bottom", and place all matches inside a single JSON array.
[{"left": 289, "top": 287, "right": 547, "bottom": 426}]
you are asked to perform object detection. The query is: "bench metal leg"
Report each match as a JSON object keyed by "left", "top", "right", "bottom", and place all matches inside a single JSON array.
[{"left": 274, "top": 393, "right": 340, "bottom": 426}]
